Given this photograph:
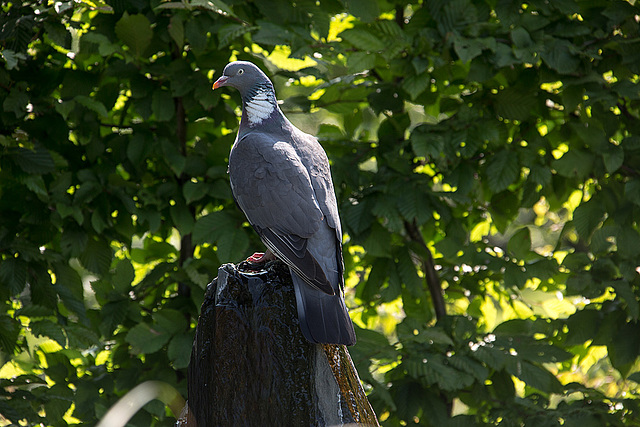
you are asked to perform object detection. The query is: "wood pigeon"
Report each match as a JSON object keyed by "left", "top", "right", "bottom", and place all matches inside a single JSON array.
[{"left": 213, "top": 61, "right": 356, "bottom": 346}]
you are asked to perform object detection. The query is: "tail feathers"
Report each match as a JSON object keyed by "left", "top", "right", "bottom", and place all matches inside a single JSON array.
[{"left": 291, "top": 272, "right": 356, "bottom": 346}]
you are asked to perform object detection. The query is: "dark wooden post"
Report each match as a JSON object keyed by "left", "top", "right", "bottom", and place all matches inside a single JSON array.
[{"left": 177, "top": 261, "right": 378, "bottom": 426}]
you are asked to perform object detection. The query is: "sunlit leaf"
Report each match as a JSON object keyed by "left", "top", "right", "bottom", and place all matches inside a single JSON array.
[
  {"left": 510, "top": 360, "right": 563, "bottom": 394},
  {"left": 30, "top": 320, "right": 67, "bottom": 347}
]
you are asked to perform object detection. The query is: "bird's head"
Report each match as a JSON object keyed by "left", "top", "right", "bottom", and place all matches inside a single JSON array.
[{"left": 212, "top": 61, "right": 271, "bottom": 96}]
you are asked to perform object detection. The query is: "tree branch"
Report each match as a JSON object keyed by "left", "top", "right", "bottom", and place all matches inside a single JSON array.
[
  {"left": 404, "top": 219, "right": 446, "bottom": 321},
  {"left": 395, "top": 5, "right": 404, "bottom": 28},
  {"left": 174, "top": 86, "right": 193, "bottom": 298}
]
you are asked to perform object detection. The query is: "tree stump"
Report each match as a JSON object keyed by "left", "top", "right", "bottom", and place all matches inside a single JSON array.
[{"left": 178, "top": 261, "right": 378, "bottom": 426}]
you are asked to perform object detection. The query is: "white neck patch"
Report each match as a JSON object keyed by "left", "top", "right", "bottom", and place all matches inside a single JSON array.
[{"left": 245, "top": 88, "right": 275, "bottom": 125}]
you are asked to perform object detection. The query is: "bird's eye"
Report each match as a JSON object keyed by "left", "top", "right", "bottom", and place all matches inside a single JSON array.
[{"left": 238, "top": 69, "right": 244, "bottom": 75}]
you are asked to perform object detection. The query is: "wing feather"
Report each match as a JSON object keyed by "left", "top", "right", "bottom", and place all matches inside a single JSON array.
[{"left": 229, "top": 132, "right": 334, "bottom": 294}]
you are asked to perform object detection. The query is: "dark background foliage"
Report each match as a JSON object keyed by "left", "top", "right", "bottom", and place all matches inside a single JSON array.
[{"left": 1, "top": 0, "right": 640, "bottom": 425}]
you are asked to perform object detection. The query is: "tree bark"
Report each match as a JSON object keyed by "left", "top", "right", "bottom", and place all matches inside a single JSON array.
[{"left": 177, "top": 261, "right": 378, "bottom": 427}]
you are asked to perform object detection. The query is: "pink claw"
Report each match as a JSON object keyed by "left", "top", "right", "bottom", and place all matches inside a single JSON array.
[{"left": 247, "top": 252, "right": 266, "bottom": 263}]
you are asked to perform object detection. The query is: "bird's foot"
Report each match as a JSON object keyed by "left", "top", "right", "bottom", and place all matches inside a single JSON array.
[{"left": 246, "top": 250, "right": 276, "bottom": 264}]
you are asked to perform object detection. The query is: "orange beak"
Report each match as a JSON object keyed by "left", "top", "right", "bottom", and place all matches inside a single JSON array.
[{"left": 212, "top": 75, "right": 229, "bottom": 90}]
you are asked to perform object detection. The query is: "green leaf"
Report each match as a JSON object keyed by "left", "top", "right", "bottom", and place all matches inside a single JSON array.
[
  {"left": 422, "top": 356, "right": 475, "bottom": 391},
  {"left": 495, "top": 86, "right": 537, "bottom": 121},
  {"left": 397, "top": 248, "right": 423, "bottom": 298},
  {"left": 126, "top": 323, "right": 171, "bottom": 354},
  {"left": 486, "top": 149, "right": 520, "bottom": 193},
  {"left": 43, "top": 392, "right": 73, "bottom": 422},
  {"left": 572, "top": 200, "right": 606, "bottom": 242},
  {"left": 345, "top": 0, "right": 380, "bottom": 22},
  {"left": 514, "top": 341, "right": 573, "bottom": 364},
  {"left": 131, "top": 238, "right": 177, "bottom": 263},
  {"left": 453, "top": 35, "right": 485, "bottom": 62},
  {"left": 340, "top": 28, "right": 386, "bottom": 52},
  {"left": 3, "top": 85, "right": 29, "bottom": 117},
  {"left": 91, "top": 210, "right": 108, "bottom": 234},
  {"left": 608, "top": 320, "right": 640, "bottom": 376},
  {"left": 411, "top": 127, "right": 444, "bottom": 159},
  {"left": 193, "top": 211, "right": 229, "bottom": 245},
  {"left": 473, "top": 345, "right": 508, "bottom": 371},
  {"left": 75, "top": 95, "right": 109, "bottom": 118},
  {"left": 79, "top": 237, "right": 113, "bottom": 275},
  {"left": 152, "top": 90, "right": 175, "bottom": 122},
  {"left": 591, "top": 225, "right": 617, "bottom": 253},
  {"left": 22, "top": 175, "right": 47, "bottom": 197},
  {"left": 82, "top": 32, "right": 120, "bottom": 56},
  {"left": 61, "top": 228, "right": 88, "bottom": 257},
  {"left": 65, "top": 324, "right": 99, "bottom": 349},
  {"left": 511, "top": 27, "right": 532, "bottom": 49},
  {"left": 347, "top": 51, "right": 377, "bottom": 73},
  {"left": 541, "top": 37, "right": 580, "bottom": 73},
  {"left": 153, "top": 309, "right": 189, "bottom": 335},
  {"left": 397, "top": 185, "right": 430, "bottom": 223},
  {"left": 409, "top": 327, "right": 455, "bottom": 347},
  {"left": 0, "top": 316, "right": 19, "bottom": 353},
  {"left": 252, "top": 21, "right": 292, "bottom": 45},
  {"left": 565, "top": 309, "right": 601, "bottom": 346},
  {"left": 402, "top": 72, "right": 430, "bottom": 100},
  {"left": 0, "top": 258, "right": 28, "bottom": 295},
  {"left": 168, "top": 14, "right": 184, "bottom": 47},
  {"left": 603, "top": 144, "right": 624, "bottom": 174},
  {"left": 617, "top": 227, "right": 640, "bottom": 260},
  {"left": 529, "top": 165, "right": 552, "bottom": 186},
  {"left": 351, "top": 325, "right": 394, "bottom": 358},
  {"left": 565, "top": 272, "right": 595, "bottom": 296},
  {"left": 342, "top": 199, "right": 374, "bottom": 234},
  {"left": 552, "top": 149, "right": 595, "bottom": 179},
  {"left": 0, "top": 49, "right": 26, "bottom": 70},
  {"left": 629, "top": 372, "right": 640, "bottom": 384},
  {"left": 100, "top": 300, "right": 130, "bottom": 336},
  {"left": 625, "top": 179, "right": 640, "bottom": 207},
  {"left": 185, "top": 261, "right": 210, "bottom": 288},
  {"left": 170, "top": 202, "right": 194, "bottom": 234},
  {"left": 193, "top": 211, "right": 249, "bottom": 261},
  {"left": 54, "top": 264, "right": 85, "bottom": 319},
  {"left": 609, "top": 280, "right": 639, "bottom": 320},
  {"left": 161, "top": 138, "right": 186, "bottom": 175},
  {"left": 168, "top": 332, "right": 194, "bottom": 369},
  {"left": 183, "top": 180, "right": 206, "bottom": 204},
  {"left": 10, "top": 145, "right": 55, "bottom": 174},
  {"left": 30, "top": 320, "right": 67, "bottom": 347},
  {"left": 217, "top": 24, "right": 255, "bottom": 48},
  {"left": 113, "top": 258, "right": 135, "bottom": 293},
  {"left": 491, "top": 370, "right": 515, "bottom": 401},
  {"left": 510, "top": 360, "right": 563, "bottom": 393},
  {"left": 448, "top": 354, "right": 489, "bottom": 382},
  {"left": 192, "top": 0, "right": 236, "bottom": 17},
  {"left": 363, "top": 223, "right": 392, "bottom": 257},
  {"left": 216, "top": 227, "right": 250, "bottom": 262},
  {"left": 358, "top": 258, "right": 389, "bottom": 301},
  {"left": 504, "top": 262, "right": 527, "bottom": 289},
  {"left": 115, "top": 12, "right": 153, "bottom": 56},
  {"left": 507, "top": 227, "right": 531, "bottom": 259}
]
